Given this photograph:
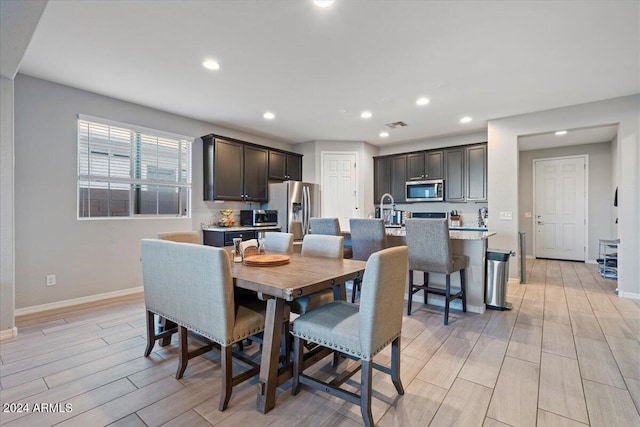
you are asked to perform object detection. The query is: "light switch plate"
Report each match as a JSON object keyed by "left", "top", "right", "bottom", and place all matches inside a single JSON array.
[
  {"left": 525, "top": 212, "right": 532, "bottom": 218},
  {"left": 499, "top": 211, "right": 513, "bottom": 220}
]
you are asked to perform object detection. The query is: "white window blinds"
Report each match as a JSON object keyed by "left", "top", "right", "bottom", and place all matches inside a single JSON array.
[{"left": 77, "top": 116, "right": 192, "bottom": 218}]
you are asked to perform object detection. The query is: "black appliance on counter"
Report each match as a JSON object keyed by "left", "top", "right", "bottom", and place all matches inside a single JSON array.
[
  {"left": 240, "top": 210, "right": 278, "bottom": 227},
  {"left": 411, "top": 212, "right": 447, "bottom": 219}
]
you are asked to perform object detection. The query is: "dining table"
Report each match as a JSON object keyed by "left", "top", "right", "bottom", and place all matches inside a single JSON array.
[{"left": 231, "top": 252, "right": 367, "bottom": 414}]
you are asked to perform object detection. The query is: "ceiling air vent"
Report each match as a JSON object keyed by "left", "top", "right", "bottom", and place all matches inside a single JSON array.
[{"left": 385, "top": 121, "right": 407, "bottom": 129}]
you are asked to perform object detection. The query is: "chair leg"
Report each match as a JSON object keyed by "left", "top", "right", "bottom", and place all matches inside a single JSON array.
[
  {"left": 444, "top": 274, "right": 451, "bottom": 325},
  {"left": 407, "top": 270, "right": 414, "bottom": 315},
  {"left": 292, "top": 336, "right": 304, "bottom": 396},
  {"left": 176, "top": 326, "right": 189, "bottom": 379},
  {"left": 159, "top": 318, "right": 176, "bottom": 347},
  {"left": 144, "top": 310, "right": 155, "bottom": 357},
  {"left": 351, "top": 278, "right": 361, "bottom": 303},
  {"left": 391, "top": 337, "right": 404, "bottom": 395},
  {"left": 219, "top": 345, "right": 233, "bottom": 411},
  {"left": 460, "top": 269, "right": 467, "bottom": 312},
  {"left": 424, "top": 272, "right": 429, "bottom": 303},
  {"left": 360, "top": 360, "right": 374, "bottom": 427}
]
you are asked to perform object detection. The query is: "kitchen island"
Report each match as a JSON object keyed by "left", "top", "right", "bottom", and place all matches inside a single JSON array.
[
  {"left": 345, "top": 227, "right": 496, "bottom": 313},
  {"left": 387, "top": 228, "right": 496, "bottom": 313}
]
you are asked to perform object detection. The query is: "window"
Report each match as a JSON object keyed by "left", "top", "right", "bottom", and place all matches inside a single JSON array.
[{"left": 77, "top": 115, "right": 192, "bottom": 218}]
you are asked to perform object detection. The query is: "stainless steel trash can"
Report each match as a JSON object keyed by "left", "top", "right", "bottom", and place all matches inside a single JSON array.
[{"left": 485, "top": 249, "right": 514, "bottom": 310}]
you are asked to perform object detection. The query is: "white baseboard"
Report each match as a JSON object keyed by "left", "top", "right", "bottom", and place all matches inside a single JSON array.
[
  {"left": 15, "top": 287, "right": 144, "bottom": 316},
  {"left": 526, "top": 255, "right": 535, "bottom": 260},
  {"left": 0, "top": 327, "right": 18, "bottom": 341},
  {"left": 618, "top": 291, "right": 640, "bottom": 300},
  {"left": 586, "top": 259, "right": 598, "bottom": 264}
]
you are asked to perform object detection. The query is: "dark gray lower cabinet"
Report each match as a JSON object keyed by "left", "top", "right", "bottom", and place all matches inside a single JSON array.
[
  {"left": 203, "top": 230, "right": 256, "bottom": 247},
  {"left": 445, "top": 148, "right": 465, "bottom": 202}
]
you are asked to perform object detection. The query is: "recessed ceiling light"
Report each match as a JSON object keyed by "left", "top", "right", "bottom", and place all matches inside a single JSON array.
[
  {"left": 313, "top": 0, "right": 334, "bottom": 7},
  {"left": 379, "top": 132, "right": 389, "bottom": 138},
  {"left": 460, "top": 116, "right": 472, "bottom": 123},
  {"left": 263, "top": 112, "right": 275, "bottom": 120},
  {"left": 416, "top": 97, "right": 430, "bottom": 106},
  {"left": 555, "top": 130, "right": 567, "bottom": 135},
  {"left": 202, "top": 60, "right": 220, "bottom": 70},
  {"left": 360, "top": 111, "right": 372, "bottom": 119}
]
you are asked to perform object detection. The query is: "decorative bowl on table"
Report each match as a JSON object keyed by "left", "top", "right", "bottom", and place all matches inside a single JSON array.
[{"left": 218, "top": 209, "right": 235, "bottom": 227}]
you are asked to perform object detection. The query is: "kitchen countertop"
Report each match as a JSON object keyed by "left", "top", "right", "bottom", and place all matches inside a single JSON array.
[
  {"left": 202, "top": 225, "right": 281, "bottom": 232},
  {"left": 384, "top": 228, "right": 495, "bottom": 240}
]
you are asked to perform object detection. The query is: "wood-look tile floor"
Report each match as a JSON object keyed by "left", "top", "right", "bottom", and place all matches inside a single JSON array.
[{"left": 1, "top": 260, "right": 639, "bottom": 426}]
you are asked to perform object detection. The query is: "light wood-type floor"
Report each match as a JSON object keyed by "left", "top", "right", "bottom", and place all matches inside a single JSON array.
[{"left": 1, "top": 260, "right": 639, "bottom": 426}]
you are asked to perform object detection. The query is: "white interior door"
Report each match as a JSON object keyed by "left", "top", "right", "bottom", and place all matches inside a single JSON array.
[
  {"left": 321, "top": 152, "right": 358, "bottom": 229},
  {"left": 534, "top": 156, "right": 586, "bottom": 261}
]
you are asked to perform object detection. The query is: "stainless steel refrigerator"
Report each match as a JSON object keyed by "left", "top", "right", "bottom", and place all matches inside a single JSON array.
[{"left": 263, "top": 181, "right": 320, "bottom": 241}]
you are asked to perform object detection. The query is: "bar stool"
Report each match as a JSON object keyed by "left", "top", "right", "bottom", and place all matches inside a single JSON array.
[
  {"left": 348, "top": 218, "right": 387, "bottom": 302},
  {"left": 404, "top": 218, "right": 467, "bottom": 325}
]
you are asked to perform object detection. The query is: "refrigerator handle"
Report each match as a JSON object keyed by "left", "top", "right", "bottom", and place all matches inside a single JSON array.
[{"left": 302, "top": 186, "right": 309, "bottom": 235}]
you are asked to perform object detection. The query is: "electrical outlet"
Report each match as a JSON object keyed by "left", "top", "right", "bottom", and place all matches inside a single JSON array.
[
  {"left": 46, "top": 274, "right": 56, "bottom": 286},
  {"left": 499, "top": 211, "right": 513, "bottom": 220}
]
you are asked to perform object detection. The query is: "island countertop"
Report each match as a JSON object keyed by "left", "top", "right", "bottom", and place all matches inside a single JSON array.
[{"left": 383, "top": 228, "right": 495, "bottom": 241}]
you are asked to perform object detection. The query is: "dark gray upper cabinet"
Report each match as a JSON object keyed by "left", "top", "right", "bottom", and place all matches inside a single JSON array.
[
  {"left": 407, "top": 151, "right": 443, "bottom": 181},
  {"left": 445, "top": 147, "right": 465, "bottom": 202},
  {"left": 268, "top": 150, "right": 286, "bottom": 180},
  {"left": 465, "top": 144, "right": 487, "bottom": 201},
  {"left": 374, "top": 156, "right": 392, "bottom": 202},
  {"left": 244, "top": 145, "right": 269, "bottom": 202},
  {"left": 391, "top": 155, "right": 407, "bottom": 202},
  {"left": 203, "top": 135, "right": 268, "bottom": 202},
  {"left": 268, "top": 150, "right": 302, "bottom": 181},
  {"left": 286, "top": 153, "right": 302, "bottom": 181}
]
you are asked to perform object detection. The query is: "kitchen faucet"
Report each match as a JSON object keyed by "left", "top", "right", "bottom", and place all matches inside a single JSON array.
[{"left": 380, "top": 193, "right": 395, "bottom": 225}]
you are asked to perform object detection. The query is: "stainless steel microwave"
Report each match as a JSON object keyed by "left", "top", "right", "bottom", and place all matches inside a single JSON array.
[
  {"left": 405, "top": 179, "right": 444, "bottom": 202},
  {"left": 240, "top": 210, "right": 278, "bottom": 227}
]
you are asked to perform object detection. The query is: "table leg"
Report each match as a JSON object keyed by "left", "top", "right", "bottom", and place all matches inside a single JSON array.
[{"left": 256, "top": 297, "right": 284, "bottom": 413}]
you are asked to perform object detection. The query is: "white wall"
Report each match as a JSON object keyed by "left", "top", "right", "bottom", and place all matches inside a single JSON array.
[
  {"left": 518, "top": 142, "right": 612, "bottom": 260},
  {"left": 13, "top": 75, "right": 293, "bottom": 309},
  {"left": 488, "top": 95, "right": 640, "bottom": 298},
  {"left": 1, "top": 76, "right": 15, "bottom": 333}
]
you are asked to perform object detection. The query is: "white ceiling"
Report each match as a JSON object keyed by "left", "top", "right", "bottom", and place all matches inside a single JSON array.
[
  {"left": 518, "top": 124, "right": 618, "bottom": 151},
  {"left": 17, "top": 1, "right": 640, "bottom": 146}
]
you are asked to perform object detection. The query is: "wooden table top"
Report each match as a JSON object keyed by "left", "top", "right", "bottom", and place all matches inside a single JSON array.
[{"left": 232, "top": 253, "right": 366, "bottom": 301}]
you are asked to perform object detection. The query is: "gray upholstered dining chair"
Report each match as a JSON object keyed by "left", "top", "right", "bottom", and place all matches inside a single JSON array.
[
  {"left": 404, "top": 218, "right": 467, "bottom": 325},
  {"left": 145, "top": 231, "right": 202, "bottom": 349},
  {"left": 348, "top": 218, "right": 388, "bottom": 302},
  {"left": 141, "top": 239, "right": 268, "bottom": 411},
  {"left": 309, "top": 217, "right": 353, "bottom": 258},
  {"left": 264, "top": 232, "right": 294, "bottom": 254},
  {"left": 289, "top": 234, "right": 345, "bottom": 315},
  {"left": 291, "top": 246, "right": 408, "bottom": 427}
]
